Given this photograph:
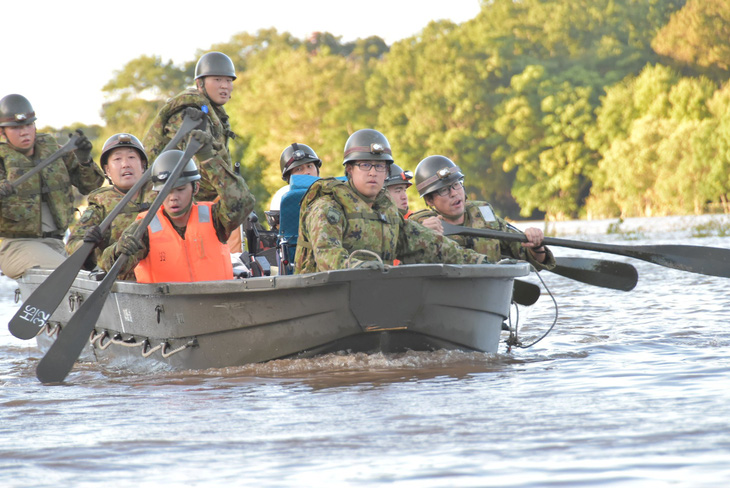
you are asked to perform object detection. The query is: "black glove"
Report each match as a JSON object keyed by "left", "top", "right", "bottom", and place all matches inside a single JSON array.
[
  {"left": 115, "top": 234, "right": 143, "bottom": 258},
  {"left": 190, "top": 129, "right": 219, "bottom": 161},
  {"left": 0, "top": 180, "right": 15, "bottom": 199},
  {"left": 73, "top": 129, "right": 93, "bottom": 165},
  {"left": 82, "top": 225, "right": 104, "bottom": 246}
]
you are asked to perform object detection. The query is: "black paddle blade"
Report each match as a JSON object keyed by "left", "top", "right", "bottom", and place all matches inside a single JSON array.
[
  {"left": 513, "top": 279, "right": 540, "bottom": 306},
  {"left": 443, "top": 222, "right": 730, "bottom": 279},
  {"left": 8, "top": 243, "right": 94, "bottom": 340},
  {"left": 553, "top": 257, "right": 638, "bottom": 291},
  {"left": 35, "top": 260, "right": 120, "bottom": 383}
]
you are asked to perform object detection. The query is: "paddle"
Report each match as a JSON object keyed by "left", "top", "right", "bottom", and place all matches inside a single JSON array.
[
  {"left": 36, "top": 137, "right": 205, "bottom": 383},
  {"left": 8, "top": 108, "right": 206, "bottom": 340},
  {"left": 513, "top": 279, "right": 540, "bottom": 306},
  {"left": 553, "top": 257, "right": 638, "bottom": 291},
  {"left": 8, "top": 131, "right": 81, "bottom": 190},
  {"left": 442, "top": 221, "right": 730, "bottom": 279}
]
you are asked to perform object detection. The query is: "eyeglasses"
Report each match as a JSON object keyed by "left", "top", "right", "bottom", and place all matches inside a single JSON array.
[
  {"left": 434, "top": 180, "right": 464, "bottom": 197},
  {"left": 354, "top": 161, "right": 389, "bottom": 173}
]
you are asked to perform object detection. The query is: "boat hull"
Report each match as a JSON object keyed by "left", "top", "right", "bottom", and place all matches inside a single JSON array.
[{"left": 18, "top": 263, "right": 530, "bottom": 371}]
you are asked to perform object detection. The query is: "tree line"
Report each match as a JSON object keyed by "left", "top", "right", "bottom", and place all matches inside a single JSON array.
[{"left": 48, "top": 0, "right": 730, "bottom": 221}]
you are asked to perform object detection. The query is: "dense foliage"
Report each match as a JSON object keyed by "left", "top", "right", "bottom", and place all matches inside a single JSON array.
[{"left": 55, "top": 0, "right": 730, "bottom": 220}]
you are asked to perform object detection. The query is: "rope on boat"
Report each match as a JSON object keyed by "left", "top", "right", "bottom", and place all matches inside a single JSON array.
[
  {"left": 506, "top": 268, "right": 559, "bottom": 351},
  {"left": 88, "top": 329, "right": 197, "bottom": 359},
  {"left": 345, "top": 249, "right": 390, "bottom": 270}
]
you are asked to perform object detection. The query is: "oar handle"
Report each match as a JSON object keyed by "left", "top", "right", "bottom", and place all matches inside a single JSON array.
[{"left": 10, "top": 132, "right": 81, "bottom": 189}]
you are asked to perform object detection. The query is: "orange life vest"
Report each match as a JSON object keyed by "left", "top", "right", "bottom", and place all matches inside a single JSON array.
[{"left": 134, "top": 202, "right": 233, "bottom": 283}]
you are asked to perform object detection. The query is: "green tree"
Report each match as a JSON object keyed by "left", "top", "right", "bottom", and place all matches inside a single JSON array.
[{"left": 652, "top": 0, "right": 730, "bottom": 78}]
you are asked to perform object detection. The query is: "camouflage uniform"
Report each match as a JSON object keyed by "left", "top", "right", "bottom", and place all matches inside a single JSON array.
[
  {"left": 66, "top": 182, "right": 156, "bottom": 269},
  {"left": 99, "top": 153, "right": 255, "bottom": 280},
  {"left": 0, "top": 133, "right": 105, "bottom": 278},
  {"left": 410, "top": 200, "right": 555, "bottom": 271},
  {"left": 143, "top": 88, "right": 235, "bottom": 201},
  {"left": 295, "top": 178, "right": 488, "bottom": 274}
]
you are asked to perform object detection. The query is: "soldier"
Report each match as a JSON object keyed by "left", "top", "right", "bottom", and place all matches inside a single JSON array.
[
  {"left": 269, "top": 143, "right": 322, "bottom": 216},
  {"left": 410, "top": 155, "right": 554, "bottom": 269},
  {"left": 295, "top": 129, "right": 490, "bottom": 273},
  {"left": 384, "top": 163, "right": 413, "bottom": 218},
  {"left": 0, "top": 94, "right": 105, "bottom": 279},
  {"left": 100, "top": 130, "right": 255, "bottom": 282},
  {"left": 66, "top": 133, "right": 155, "bottom": 269},
  {"left": 143, "top": 51, "right": 237, "bottom": 201}
]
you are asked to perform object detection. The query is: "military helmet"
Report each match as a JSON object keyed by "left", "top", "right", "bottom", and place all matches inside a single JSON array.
[
  {"left": 384, "top": 163, "right": 413, "bottom": 188},
  {"left": 194, "top": 52, "right": 237, "bottom": 80},
  {"left": 279, "top": 143, "right": 321, "bottom": 181},
  {"left": 414, "top": 155, "right": 464, "bottom": 198},
  {"left": 342, "top": 129, "right": 394, "bottom": 166},
  {"left": 150, "top": 150, "right": 201, "bottom": 191},
  {"left": 0, "top": 94, "right": 36, "bottom": 127},
  {"left": 100, "top": 133, "right": 148, "bottom": 169}
]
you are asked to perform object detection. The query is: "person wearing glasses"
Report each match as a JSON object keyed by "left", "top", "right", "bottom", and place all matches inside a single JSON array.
[
  {"left": 294, "top": 129, "right": 490, "bottom": 273},
  {"left": 410, "top": 155, "right": 554, "bottom": 268},
  {"left": 384, "top": 163, "right": 413, "bottom": 218}
]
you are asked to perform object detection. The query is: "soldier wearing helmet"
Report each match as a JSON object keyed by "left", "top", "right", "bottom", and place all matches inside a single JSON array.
[
  {"left": 384, "top": 163, "right": 413, "bottom": 217},
  {"left": 100, "top": 130, "right": 255, "bottom": 282},
  {"left": 143, "top": 52, "right": 238, "bottom": 202},
  {"left": 295, "top": 129, "right": 491, "bottom": 273},
  {"left": 269, "top": 143, "right": 322, "bottom": 215},
  {"left": 410, "top": 155, "right": 554, "bottom": 268},
  {"left": 0, "top": 94, "right": 105, "bottom": 279},
  {"left": 66, "top": 133, "right": 157, "bottom": 270}
]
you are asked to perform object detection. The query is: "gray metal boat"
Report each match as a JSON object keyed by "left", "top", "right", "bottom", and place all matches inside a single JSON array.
[{"left": 17, "top": 262, "right": 530, "bottom": 371}]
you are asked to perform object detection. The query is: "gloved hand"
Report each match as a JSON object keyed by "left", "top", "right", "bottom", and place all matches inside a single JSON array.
[
  {"left": 350, "top": 260, "right": 383, "bottom": 270},
  {"left": 115, "top": 234, "right": 143, "bottom": 258},
  {"left": 82, "top": 225, "right": 104, "bottom": 246},
  {"left": 0, "top": 179, "right": 15, "bottom": 198},
  {"left": 190, "top": 129, "right": 220, "bottom": 161},
  {"left": 73, "top": 129, "right": 93, "bottom": 165}
]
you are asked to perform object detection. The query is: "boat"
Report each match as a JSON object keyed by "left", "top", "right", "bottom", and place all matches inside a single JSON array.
[{"left": 16, "top": 262, "right": 530, "bottom": 371}]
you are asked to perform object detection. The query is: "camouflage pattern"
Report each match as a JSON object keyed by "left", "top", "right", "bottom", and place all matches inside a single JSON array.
[
  {"left": 99, "top": 153, "right": 255, "bottom": 280},
  {"left": 143, "top": 88, "right": 235, "bottom": 201},
  {"left": 410, "top": 200, "right": 555, "bottom": 271},
  {"left": 0, "top": 133, "right": 105, "bottom": 238},
  {"left": 66, "top": 181, "right": 156, "bottom": 268},
  {"left": 295, "top": 178, "right": 487, "bottom": 274}
]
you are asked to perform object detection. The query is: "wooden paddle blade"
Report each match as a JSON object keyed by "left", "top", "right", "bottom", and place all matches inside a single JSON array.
[
  {"left": 552, "top": 257, "right": 638, "bottom": 291},
  {"left": 513, "top": 279, "right": 540, "bottom": 306},
  {"left": 8, "top": 242, "right": 95, "bottom": 340}
]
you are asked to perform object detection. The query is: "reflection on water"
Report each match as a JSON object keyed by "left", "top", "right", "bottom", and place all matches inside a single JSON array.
[{"left": 2, "top": 216, "right": 730, "bottom": 487}]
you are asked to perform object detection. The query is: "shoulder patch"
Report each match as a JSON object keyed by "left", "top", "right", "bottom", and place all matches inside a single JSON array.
[
  {"left": 79, "top": 207, "right": 95, "bottom": 223},
  {"left": 478, "top": 205, "right": 496, "bottom": 222},
  {"left": 326, "top": 208, "right": 341, "bottom": 225}
]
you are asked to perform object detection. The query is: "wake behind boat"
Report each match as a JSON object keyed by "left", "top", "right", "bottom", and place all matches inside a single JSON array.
[{"left": 16, "top": 262, "right": 530, "bottom": 372}]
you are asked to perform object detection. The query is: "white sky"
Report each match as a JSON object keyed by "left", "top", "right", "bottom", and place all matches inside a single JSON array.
[{"left": 1, "top": 0, "right": 481, "bottom": 128}]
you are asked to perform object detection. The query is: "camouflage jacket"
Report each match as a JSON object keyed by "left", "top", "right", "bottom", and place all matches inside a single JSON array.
[
  {"left": 66, "top": 182, "right": 156, "bottom": 268},
  {"left": 410, "top": 200, "right": 555, "bottom": 270},
  {"left": 0, "top": 133, "right": 105, "bottom": 238},
  {"left": 295, "top": 179, "right": 487, "bottom": 274},
  {"left": 99, "top": 153, "right": 255, "bottom": 280},
  {"left": 143, "top": 88, "right": 235, "bottom": 202}
]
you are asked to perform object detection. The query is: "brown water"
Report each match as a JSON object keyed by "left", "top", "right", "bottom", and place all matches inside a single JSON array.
[{"left": 2, "top": 219, "right": 730, "bottom": 487}]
